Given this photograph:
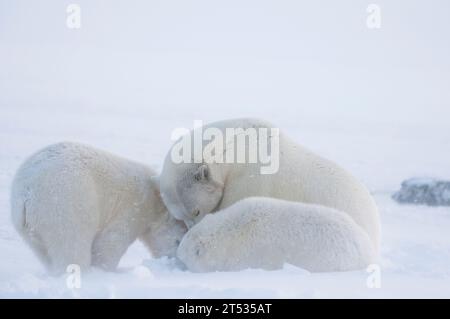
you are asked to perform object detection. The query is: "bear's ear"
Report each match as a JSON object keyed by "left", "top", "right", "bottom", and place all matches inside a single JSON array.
[{"left": 194, "top": 164, "right": 209, "bottom": 181}]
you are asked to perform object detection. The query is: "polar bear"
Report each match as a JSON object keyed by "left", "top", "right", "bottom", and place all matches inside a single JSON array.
[
  {"left": 177, "top": 197, "right": 376, "bottom": 272},
  {"left": 11, "top": 142, "right": 187, "bottom": 275},
  {"left": 158, "top": 118, "right": 380, "bottom": 259}
]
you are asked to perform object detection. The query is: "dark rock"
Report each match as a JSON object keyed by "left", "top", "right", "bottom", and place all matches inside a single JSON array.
[{"left": 392, "top": 178, "right": 450, "bottom": 206}]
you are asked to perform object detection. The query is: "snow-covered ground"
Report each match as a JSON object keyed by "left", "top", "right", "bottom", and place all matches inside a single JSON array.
[
  {"left": 1, "top": 1, "right": 450, "bottom": 298},
  {"left": 1, "top": 106, "right": 449, "bottom": 298}
]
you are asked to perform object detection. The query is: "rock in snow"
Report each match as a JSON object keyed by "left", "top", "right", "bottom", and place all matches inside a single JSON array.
[{"left": 393, "top": 178, "right": 450, "bottom": 206}]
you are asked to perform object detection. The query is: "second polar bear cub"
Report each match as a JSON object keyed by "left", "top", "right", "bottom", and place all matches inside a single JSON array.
[
  {"left": 177, "top": 197, "right": 376, "bottom": 272},
  {"left": 11, "top": 142, "right": 187, "bottom": 275}
]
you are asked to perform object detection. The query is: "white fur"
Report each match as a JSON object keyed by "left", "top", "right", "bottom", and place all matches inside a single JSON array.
[
  {"left": 11, "top": 142, "right": 187, "bottom": 275},
  {"left": 178, "top": 197, "right": 376, "bottom": 272},
  {"left": 159, "top": 118, "right": 381, "bottom": 271}
]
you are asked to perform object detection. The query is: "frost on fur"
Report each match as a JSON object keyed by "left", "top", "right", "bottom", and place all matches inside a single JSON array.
[
  {"left": 10, "top": 142, "right": 187, "bottom": 275},
  {"left": 177, "top": 197, "right": 376, "bottom": 272},
  {"left": 159, "top": 118, "right": 381, "bottom": 254}
]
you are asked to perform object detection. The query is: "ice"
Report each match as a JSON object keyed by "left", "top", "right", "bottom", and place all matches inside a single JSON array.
[{"left": 393, "top": 178, "right": 450, "bottom": 206}]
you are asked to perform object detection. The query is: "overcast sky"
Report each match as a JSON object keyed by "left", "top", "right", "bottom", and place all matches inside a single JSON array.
[{"left": 1, "top": 1, "right": 449, "bottom": 125}]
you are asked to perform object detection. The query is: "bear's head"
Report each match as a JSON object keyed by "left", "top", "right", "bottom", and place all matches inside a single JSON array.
[{"left": 157, "top": 159, "right": 224, "bottom": 228}]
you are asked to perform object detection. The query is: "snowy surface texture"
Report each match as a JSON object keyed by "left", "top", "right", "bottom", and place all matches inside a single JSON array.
[{"left": 1, "top": 1, "right": 450, "bottom": 298}]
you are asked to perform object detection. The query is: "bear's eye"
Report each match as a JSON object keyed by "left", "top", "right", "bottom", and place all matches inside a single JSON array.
[
  {"left": 194, "top": 210, "right": 200, "bottom": 217},
  {"left": 175, "top": 239, "right": 180, "bottom": 245}
]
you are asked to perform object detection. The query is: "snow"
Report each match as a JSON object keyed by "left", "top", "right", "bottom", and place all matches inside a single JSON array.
[{"left": 1, "top": 1, "right": 450, "bottom": 298}]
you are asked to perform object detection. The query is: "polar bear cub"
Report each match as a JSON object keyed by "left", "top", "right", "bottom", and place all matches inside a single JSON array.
[
  {"left": 11, "top": 142, "right": 187, "bottom": 275},
  {"left": 177, "top": 197, "right": 376, "bottom": 272}
]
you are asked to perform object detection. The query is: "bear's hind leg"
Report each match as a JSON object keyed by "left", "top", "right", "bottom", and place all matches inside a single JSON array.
[
  {"left": 91, "top": 217, "right": 137, "bottom": 271},
  {"left": 45, "top": 234, "right": 94, "bottom": 275},
  {"left": 27, "top": 175, "right": 99, "bottom": 275}
]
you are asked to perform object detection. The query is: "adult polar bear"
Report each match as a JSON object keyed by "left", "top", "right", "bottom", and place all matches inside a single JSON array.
[
  {"left": 158, "top": 118, "right": 381, "bottom": 271},
  {"left": 11, "top": 142, "right": 187, "bottom": 275}
]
